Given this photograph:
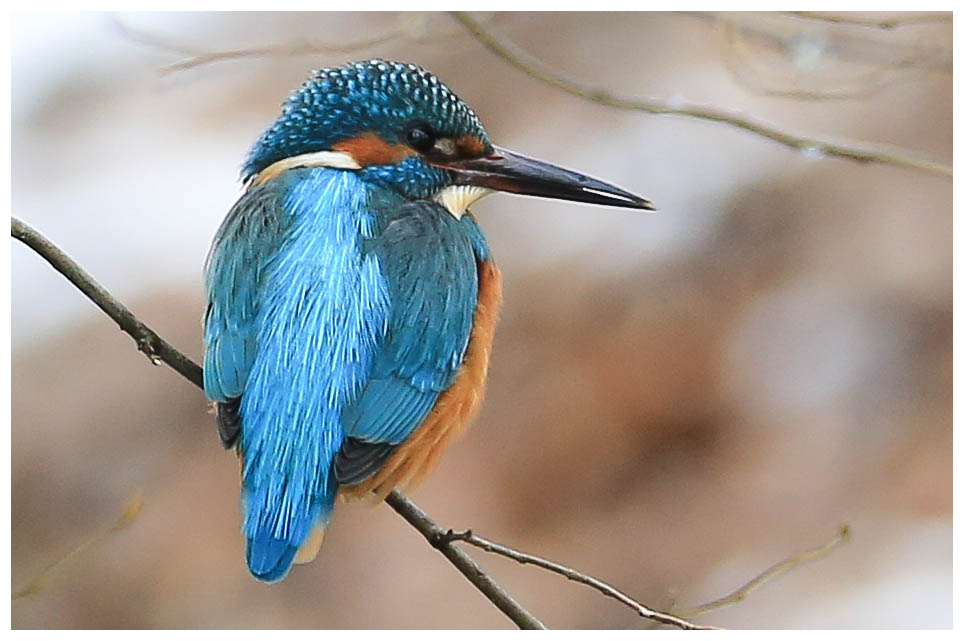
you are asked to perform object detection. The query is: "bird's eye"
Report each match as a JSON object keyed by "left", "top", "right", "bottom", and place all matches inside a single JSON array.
[{"left": 405, "top": 123, "right": 436, "bottom": 153}]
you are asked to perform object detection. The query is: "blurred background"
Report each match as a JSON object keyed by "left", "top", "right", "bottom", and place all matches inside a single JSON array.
[{"left": 11, "top": 12, "right": 951, "bottom": 629}]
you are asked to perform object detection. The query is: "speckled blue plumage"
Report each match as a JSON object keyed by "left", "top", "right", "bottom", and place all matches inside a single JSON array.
[
  {"left": 203, "top": 167, "right": 491, "bottom": 582},
  {"left": 244, "top": 60, "right": 489, "bottom": 200}
]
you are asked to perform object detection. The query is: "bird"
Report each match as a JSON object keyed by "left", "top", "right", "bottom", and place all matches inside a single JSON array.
[{"left": 203, "top": 59, "right": 653, "bottom": 583}]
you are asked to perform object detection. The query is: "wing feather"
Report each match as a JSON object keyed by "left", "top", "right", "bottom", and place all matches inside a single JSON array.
[
  {"left": 203, "top": 182, "right": 290, "bottom": 446},
  {"left": 334, "top": 202, "right": 481, "bottom": 485}
]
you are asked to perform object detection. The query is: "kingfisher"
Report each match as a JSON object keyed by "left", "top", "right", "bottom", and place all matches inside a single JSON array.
[{"left": 203, "top": 59, "right": 652, "bottom": 583}]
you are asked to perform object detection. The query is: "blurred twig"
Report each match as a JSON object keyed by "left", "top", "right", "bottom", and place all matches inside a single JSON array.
[
  {"left": 115, "top": 12, "right": 950, "bottom": 175},
  {"left": 453, "top": 12, "right": 951, "bottom": 177},
  {"left": 113, "top": 17, "right": 408, "bottom": 74},
  {"left": 440, "top": 529, "right": 716, "bottom": 630},
  {"left": 13, "top": 494, "right": 144, "bottom": 600},
  {"left": 113, "top": 13, "right": 495, "bottom": 74},
  {"left": 704, "top": 12, "right": 952, "bottom": 73},
  {"left": 676, "top": 524, "right": 852, "bottom": 618},
  {"left": 705, "top": 11, "right": 951, "bottom": 101},
  {"left": 785, "top": 11, "right": 952, "bottom": 29},
  {"left": 716, "top": 15, "right": 939, "bottom": 101}
]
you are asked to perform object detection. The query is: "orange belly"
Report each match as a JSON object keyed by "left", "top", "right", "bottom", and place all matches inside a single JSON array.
[{"left": 340, "top": 259, "right": 503, "bottom": 502}]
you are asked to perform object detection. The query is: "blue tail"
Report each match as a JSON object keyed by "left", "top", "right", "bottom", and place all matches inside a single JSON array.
[
  {"left": 246, "top": 534, "right": 301, "bottom": 583},
  {"left": 242, "top": 472, "right": 338, "bottom": 583}
]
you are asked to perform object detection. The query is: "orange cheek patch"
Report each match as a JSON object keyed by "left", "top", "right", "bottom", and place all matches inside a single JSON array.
[
  {"left": 340, "top": 260, "right": 504, "bottom": 503},
  {"left": 455, "top": 136, "right": 487, "bottom": 157},
  {"left": 333, "top": 132, "right": 415, "bottom": 167}
]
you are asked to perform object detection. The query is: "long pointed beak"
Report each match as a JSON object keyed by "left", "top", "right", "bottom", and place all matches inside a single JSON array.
[{"left": 439, "top": 146, "right": 654, "bottom": 210}]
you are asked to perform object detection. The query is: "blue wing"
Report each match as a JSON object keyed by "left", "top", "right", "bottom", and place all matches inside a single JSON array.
[
  {"left": 203, "top": 182, "right": 290, "bottom": 446},
  {"left": 334, "top": 203, "right": 487, "bottom": 485}
]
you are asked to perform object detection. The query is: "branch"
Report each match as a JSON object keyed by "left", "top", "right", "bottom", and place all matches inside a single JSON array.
[
  {"left": 113, "top": 14, "right": 499, "bottom": 75},
  {"left": 440, "top": 529, "right": 716, "bottom": 630},
  {"left": 384, "top": 495, "right": 546, "bottom": 629},
  {"left": 785, "top": 11, "right": 953, "bottom": 30},
  {"left": 11, "top": 218, "right": 203, "bottom": 388},
  {"left": 452, "top": 12, "right": 951, "bottom": 178},
  {"left": 112, "top": 17, "right": 408, "bottom": 74},
  {"left": 676, "top": 524, "right": 852, "bottom": 618}
]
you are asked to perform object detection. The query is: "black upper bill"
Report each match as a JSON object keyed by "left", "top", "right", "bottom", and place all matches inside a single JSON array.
[{"left": 439, "top": 146, "right": 655, "bottom": 210}]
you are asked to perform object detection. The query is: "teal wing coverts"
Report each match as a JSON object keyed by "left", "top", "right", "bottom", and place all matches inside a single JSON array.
[
  {"left": 203, "top": 167, "right": 489, "bottom": 582},
  {"left": 335, "top": 202, "right": 485, "bottom": 483}
]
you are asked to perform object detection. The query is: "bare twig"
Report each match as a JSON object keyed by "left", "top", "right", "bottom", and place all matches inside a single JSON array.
[
  {"left": 113, "top": 14, "right": 494, "bottom": 75},
  {"left": 385, "top": 496, "right": 546, "bottom": 629},
  {"left": 452, "top": 12, "right": 951, "bottom": 177},
  {"left": 786, "top": 11, "right": 952, "bottom": 30},
  {"left": 13, "top": 493, "right": 144, "bottom": 600},
  {"left": 440, "top": 529, "right": 716, "bottom": 630},
  {"left": 676, "top": 524, "right": 852, "bottom": 618},
  {"left": 701, "top": 11, "right": 952, "bottom": 74},
  {"left": 11, "top": 216, "right": 547, "bottom": 629},
  {"left": 11, "top": 218, "right": 203, "bottom": 388}
]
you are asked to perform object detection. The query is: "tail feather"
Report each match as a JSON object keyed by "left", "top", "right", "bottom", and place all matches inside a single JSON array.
[
  {"left": 246, "top": 534, "right": 300, "bottom": 583},
  {"left": 242, "top": 479, "right": 337, "bottom": 582}
]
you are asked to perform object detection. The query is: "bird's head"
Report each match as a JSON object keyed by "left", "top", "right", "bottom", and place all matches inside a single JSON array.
[{"left": 246, "top": 59, "right": 653, "bottom": 214}]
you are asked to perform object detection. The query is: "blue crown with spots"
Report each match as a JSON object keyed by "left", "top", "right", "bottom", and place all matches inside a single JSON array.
[{"left": 244, "top": 60, "right": 491, "bottom": 185}]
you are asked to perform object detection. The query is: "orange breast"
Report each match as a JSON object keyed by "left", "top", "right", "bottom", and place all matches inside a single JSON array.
[{"left": 340, "top": 259, "right": 503, "bottom": 502}]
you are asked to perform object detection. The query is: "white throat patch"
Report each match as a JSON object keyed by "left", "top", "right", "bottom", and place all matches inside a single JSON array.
[{"left": 433, "top": 185, "right": 493, "bottom": 219}]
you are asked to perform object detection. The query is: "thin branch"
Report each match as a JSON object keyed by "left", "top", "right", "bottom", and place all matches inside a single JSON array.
[
  {"left": 112, "top": 17, "right": 408, "bottom": 74},
  {"left": 112, "top": 14, "right": 495, "bottom": 75},
  {"left": 452, "top": 12, "right": 951, "bottom": 178},
  {"left": 13, "top": 493, "right": 144, "bottom": 600},
  {"left": 384, "top": 495, "right": 546, "bottom": 629},
  {"left": 786, "top": 11, "right": 953, "bottom": 30},
  {"left": 440, "top": 529, "right": 715, "bottom": 630},
  {"left": 11, "top": 218, "right": 203, "bottom": 388},
  {"left": 676, "top": 524, "right": 852, "bottom": 618},
  {"left": 11, "top": 216, "right": 544, "bottom": 629}
]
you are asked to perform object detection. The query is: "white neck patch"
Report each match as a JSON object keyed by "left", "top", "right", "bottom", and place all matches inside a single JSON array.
[
  {"left": 251, "top": 151, "right": 361, "bottom": 186},
  {"left": 433, "top": 185, "right": 494, "bottom": 219},
  {"left": 252, "top": 154, "right": 493, "bottom": 220}
]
